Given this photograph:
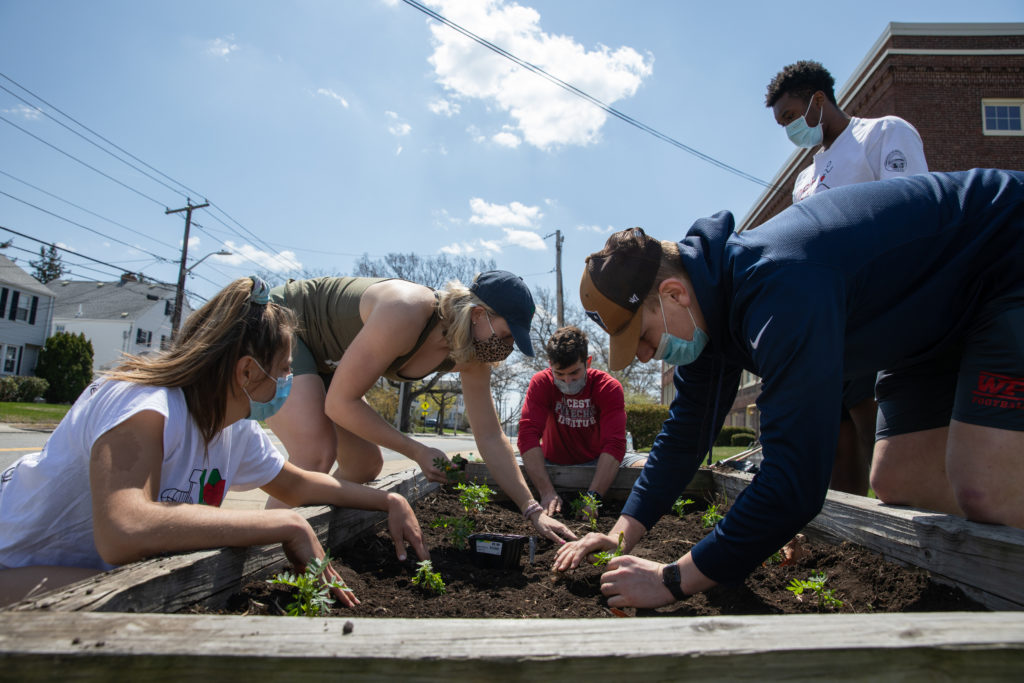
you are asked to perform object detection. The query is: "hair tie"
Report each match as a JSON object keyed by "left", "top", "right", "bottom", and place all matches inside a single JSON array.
[{"left": 249, "top": 276, "right": 270, "bottom": 305}]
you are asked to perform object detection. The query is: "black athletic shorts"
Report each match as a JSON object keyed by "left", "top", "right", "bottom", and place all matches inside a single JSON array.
[{"left": 875, "top": 286, "right": 1024, "bottom": 437}]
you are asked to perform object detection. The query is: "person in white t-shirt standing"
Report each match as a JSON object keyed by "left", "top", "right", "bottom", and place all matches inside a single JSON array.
[
  {"left": 0, "top": 277, "right": 427, "bottom": 606},
  {"left": 765, "top": 59, "right": 928, "bottom": 496}
]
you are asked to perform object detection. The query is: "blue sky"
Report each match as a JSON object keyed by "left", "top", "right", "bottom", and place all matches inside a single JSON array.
[{"left": 1, "top": 0, "right": 1021, "bottom": 307}]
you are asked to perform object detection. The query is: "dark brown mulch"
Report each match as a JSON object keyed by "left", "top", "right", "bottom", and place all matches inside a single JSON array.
[{"left": 202, "top": 487, "right": 985, "bottom": 618}]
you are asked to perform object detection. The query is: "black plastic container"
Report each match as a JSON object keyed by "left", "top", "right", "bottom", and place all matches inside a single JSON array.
[{"left": 468, "top": 533, "right": 527, "bottom": 570}]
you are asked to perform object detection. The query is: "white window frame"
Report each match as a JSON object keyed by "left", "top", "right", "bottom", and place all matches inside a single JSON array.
[
  {"left": 14, "top": 295, "right": 30, "bottom": 322},
  {"left": 1, "top": 344, "right": 20, "bottom": 375},
  {"left": 982, "top": 99, "right": 1024, "bottom": 137},
  {"left": 136, "top": 329, "right": 153, "bottom": 347}
]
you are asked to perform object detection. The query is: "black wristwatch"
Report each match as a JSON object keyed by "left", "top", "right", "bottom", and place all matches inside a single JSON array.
[{"left": 661, "top": 562, "right": 689, "bottom": 601}]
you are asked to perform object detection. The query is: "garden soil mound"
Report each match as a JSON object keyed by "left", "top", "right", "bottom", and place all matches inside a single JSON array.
[{"left": 206, "top": 487, "right": 985, "bottom": 618}]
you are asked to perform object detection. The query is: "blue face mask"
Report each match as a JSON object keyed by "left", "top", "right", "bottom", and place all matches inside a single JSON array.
[
  {"left": 785, "top": 97, "right": 823, "bottom": 148},
  {"left": 653, "top": 294, "right": 708, "bottom": 366},
  {"left": 243, "top": 359, "right": 293, "bottom": 421}
]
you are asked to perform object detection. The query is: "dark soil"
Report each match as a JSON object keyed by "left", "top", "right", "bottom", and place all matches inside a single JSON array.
[{"left": 203, "top": 488, "right": 986, "bottom": 618}]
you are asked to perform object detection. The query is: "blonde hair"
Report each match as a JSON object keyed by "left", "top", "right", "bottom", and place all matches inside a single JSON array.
[
  {"left": 437, "top": 278, "right": 498, "bottom": 364},
  {"left": 106, "top": 278, "right": 297, "bottom": 443}
]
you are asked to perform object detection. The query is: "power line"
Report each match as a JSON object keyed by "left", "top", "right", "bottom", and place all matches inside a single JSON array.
[
  {"left": 400, "top": 0, "right": 783, "bottom": 191},
  {"left": 0, "top": 168, "right": 180, "bottom": 252},
  {"left": 0, "top": 189, "right": 172, "bottom": 263},
  {"left": 0, "top": 223, "right": 156, "bottom": 281},
  {"left": 0, "top": 71, "right": 204, "bottom": 201}
]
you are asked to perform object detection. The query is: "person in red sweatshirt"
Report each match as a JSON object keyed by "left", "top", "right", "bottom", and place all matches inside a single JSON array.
[{"left": 517, "top": 326, "right": 643, "bottom": 517}]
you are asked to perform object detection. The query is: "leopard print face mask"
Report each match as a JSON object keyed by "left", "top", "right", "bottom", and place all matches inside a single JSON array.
[{"left": 473, "top": 312, "right": 514, "bottom": 362}]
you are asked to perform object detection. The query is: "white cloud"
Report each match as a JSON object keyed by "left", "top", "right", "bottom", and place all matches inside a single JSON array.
[
  {"left": 220, "top": 241, "right": 302, "bottom": 273},
  {"left": 440, "top": 239, "right": 502, "bottom": 256},
  {"left": 502, "top": 227, "right": 545, "bottom": 250},
  {"left": 468, "top": 197, "right": 541, "bottom": 227},
  {"left": 316, "top": 88, "right": 349, "bottom": 108},
  {"left": 428, "top": 98, "right": 461, "bottom": 117},
  {"left": 2, "top": 104, "right": 41, "bottom": 120},
  {"left": 426, "top": 0, "right": 653, "bottom": 150},
  {"left": 385, "top": 110, "right": 412, "bottom": 136},
  {"left": 492, "top": 127, "right": 521, "bottom": 148},
  {"left": 186, "top": 236, "right": 201, "bottom": 248},
  {"left": 577, "top": 224, "right": 617, "bottom": 234},
  {"left": 207, "top": 35, "right": 238, "bottom": 58}
]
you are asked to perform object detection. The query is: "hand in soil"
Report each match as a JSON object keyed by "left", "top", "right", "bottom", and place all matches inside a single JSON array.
[
  {"left": 385, "top": 493, "right": 430, "bottom": 562},
  {"left": 552, "top": 531, "right": 618, "bottom": 571},
  {"left": 540, "top": 491, "right": 563, "bottom": 516},
  {"left": 414, "top": 446, "right": 452, "bottom": 484},
  {"left": 529, "top": 510, "right": 577, "bottom": 544},
  {"left": 600, "top": 555, "right": 674, "bottom": 609},
  {"left": 781, "top": 534, "right": 809, "bottom": 566}
]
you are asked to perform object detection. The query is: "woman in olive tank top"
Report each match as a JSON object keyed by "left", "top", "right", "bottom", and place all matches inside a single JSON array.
[{"left": 265, "top": 270, "right": 576, "bottom": 544}]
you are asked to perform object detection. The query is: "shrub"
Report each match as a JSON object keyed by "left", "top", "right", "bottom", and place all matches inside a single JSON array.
[
  {"left": 730, "top": 433, "right": 756, "bottom": 447},
  {"left": 0, "top": 375, "right": 51, "bottom": 403},
  {"left": 716, "top": 425, "right": 755, "bottom": 447},
  {"left": 625, "top": 403, "right": 669, "bottom": 450},
  {"left": 35, "top": 332, "right": 94, "bottom": 404}
]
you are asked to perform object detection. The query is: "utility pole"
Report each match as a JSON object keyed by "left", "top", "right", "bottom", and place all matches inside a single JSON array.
[
  {"left": 554, "top": 229, "right": 564, "bottom": 326},
  {"left": 166, "top": 199, "right": 209, "bottom": 338}
]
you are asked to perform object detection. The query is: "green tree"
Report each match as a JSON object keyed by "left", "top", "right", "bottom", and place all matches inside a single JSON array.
[
  {"left": 36, "top": 332, "right": 94, "bottom": 403},
  {"left": 30, "top": 245, "right": 66, "bottom": 284}
]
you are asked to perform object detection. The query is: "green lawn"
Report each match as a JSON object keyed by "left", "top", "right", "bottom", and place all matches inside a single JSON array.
[
  {"left": 635, "top": 445, "right": 754, "bottom": 465},
  {"left": 0, "top": 402, "right": 70, "bottom": 425}
]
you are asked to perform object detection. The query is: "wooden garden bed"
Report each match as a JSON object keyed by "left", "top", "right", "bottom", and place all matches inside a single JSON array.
[{"left": 2, "top": 463, "right": 1023, "bottom": 678}]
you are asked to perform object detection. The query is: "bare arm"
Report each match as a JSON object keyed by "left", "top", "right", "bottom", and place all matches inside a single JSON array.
[
  {"left": 587, "top": 452, "right": 620, "bottom": 496},
  {"left": 521, "top": 445, "right": 562, "bottom": 515}
]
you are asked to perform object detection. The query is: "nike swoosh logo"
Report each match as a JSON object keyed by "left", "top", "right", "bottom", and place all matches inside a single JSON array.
[{"left": 749, "top": 316, "right": 774, "bottom": 349}]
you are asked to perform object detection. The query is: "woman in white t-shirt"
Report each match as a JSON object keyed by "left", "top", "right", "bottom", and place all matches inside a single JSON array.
[{"left": 0, "top": 277, "right": 427, "bottom": 606}]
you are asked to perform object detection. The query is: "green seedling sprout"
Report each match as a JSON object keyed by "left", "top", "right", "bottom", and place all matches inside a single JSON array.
[
  {"left": 591, "top": 531, "right": 625, "bottom": 568},
  {"left": 433, "top": 454, "right": 468, "bottom": 483},
  {"left": 672, "top": 497, "right": 694, "bottom": 518},
  {"left": 571, "top": 491, "right": 601, "bottom": 530},
  {"left": 786, "top": 572, "right": 844, "bottom": 610},
  {"left": 700, "top": 502, "right": 724, "bottom": 528},
  {"left": 266, "top": 552, "right": 351, "bottom": 617},
  {"left": 455, "top": 481, "right": 493, "bottom": 513},
  {"left": 411, "top": 559, "right": 446, "bottom": 594},
  {"left": 431, "top": 515, "right": 476, "bottom": 550}
]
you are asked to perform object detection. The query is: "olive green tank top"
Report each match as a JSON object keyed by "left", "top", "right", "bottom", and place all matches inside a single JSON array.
[{"left": 271, "top": 277, "right": 455, "bottom": 381}]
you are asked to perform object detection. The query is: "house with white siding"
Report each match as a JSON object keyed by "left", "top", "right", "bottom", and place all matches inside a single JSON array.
[
  {"left": 0, "top": 254, "right": 55, "bottom": 376},
  {"left": 47, "top": 276, "right": 191, "bottom": 372}
]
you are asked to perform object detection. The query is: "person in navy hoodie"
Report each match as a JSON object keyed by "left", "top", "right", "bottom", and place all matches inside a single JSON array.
[{"left": 553, "top": 169, "right": 1024, "bottom": 607}]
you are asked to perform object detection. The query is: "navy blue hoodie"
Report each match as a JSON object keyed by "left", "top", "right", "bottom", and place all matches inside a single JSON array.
[{"left": 621, "top": 169, "right": 1024, "bottom": 583}]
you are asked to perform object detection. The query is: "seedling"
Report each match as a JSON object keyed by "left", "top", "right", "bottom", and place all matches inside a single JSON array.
[
  {"left": 433, "top": 454, "right": 469, "bottom": 483},
  {"left": 700, "top": 502, "right": 724, "bottom": 528},
  {"left": 672, "top": 497, "right": 694, "bottom": 518},
  {"left": 787, "top": 572, "right": 844, "bottom": 610},
  {"left": 591, "top": 531, "right": 625, "bottom": 567},
  {"left": 266, "top": 552, "right": 352, "bottom": 617},
  {"left": 763, "top": 550, "right": 784, "bottom": 566},
  {"left": 455, "top": 481, "right": 494, "bottom": 513},
  {"left": 571, "top": 491, "right": 601, "bottom": 530},
  {"left": 431, "top": 515, "right": 476, "bottom": 550},
  {"left": 411, "top": 559, "right": 446, "bottom": 594}
]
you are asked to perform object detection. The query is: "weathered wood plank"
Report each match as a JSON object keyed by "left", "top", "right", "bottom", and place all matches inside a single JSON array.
[
  {"left": 712, "top": 469, "right": 1024, "bottom": 610},
  {"left": 3, "top": 470, "right": 437, "bottom": 614},
  {"left": 1, "top": 611, "right": 1021, "bottom": 681},
  {"left": 462, "top": 461, "right": 713, "bottom": 501}
]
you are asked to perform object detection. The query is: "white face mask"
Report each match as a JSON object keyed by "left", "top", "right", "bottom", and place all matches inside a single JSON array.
[{"left": 553, "top": 373, "right": 587, "bottom": 395}]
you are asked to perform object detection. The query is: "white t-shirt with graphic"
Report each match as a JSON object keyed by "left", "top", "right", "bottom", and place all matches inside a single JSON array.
[
  {"left": 0, "top": 380, "right": 285, "bottom": 570},
  {"left": 793, "top": 116, "right": 928, "bottom": 203}
]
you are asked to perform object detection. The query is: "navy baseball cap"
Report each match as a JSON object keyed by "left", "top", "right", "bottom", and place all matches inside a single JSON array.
[{"left": 470, "top": 270, "right": 536, "bottom": 356}]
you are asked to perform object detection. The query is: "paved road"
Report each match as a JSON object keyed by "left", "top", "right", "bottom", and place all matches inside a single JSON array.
[{"left": 0, "top": 423, "right": 480, "bottom": 472}]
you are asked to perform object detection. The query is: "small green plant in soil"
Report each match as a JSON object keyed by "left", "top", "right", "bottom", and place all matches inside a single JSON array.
[
  {"left": 433, "top": 454, "right": 469, "bottom": 483},
  {"left": 411, "top": 559, "right": 446, "bottom": 594},
  {"left": 701, "top": 502, "right": 725, "bottom": 528},
  {"left": 431, "top": 515, "right": 476, "bottom": 550},
  {"left": 787, "top": 572, "right": 844, "bottom": 610},
  {"left": 591, "top": 531, "right": 625, "bottom": 568},
  {"left": 455, "top": 481, "right": 493, "bottom": 513},
  {"left": 672, "top": 497, "right": 694, "bottom": 518},
  {"left": 266, "top": 553, "right": 351, "bottom": 617},
  {"left": 571, "top": 491, "right": 602, "bottom": 530}
]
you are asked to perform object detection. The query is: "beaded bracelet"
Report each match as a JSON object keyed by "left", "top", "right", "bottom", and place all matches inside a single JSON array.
[{"left": 522, "top": 500, "right": 544, "bottom": 519}]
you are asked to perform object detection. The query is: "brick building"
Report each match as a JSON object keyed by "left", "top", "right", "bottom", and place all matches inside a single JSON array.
[{"left": 669, "top": 22, "right": 1024, "bottom": 433}]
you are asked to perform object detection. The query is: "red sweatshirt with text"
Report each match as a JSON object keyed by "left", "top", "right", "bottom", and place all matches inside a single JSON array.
[{"left": 517, "top": 368, "right": 627, "bottom": 465}]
